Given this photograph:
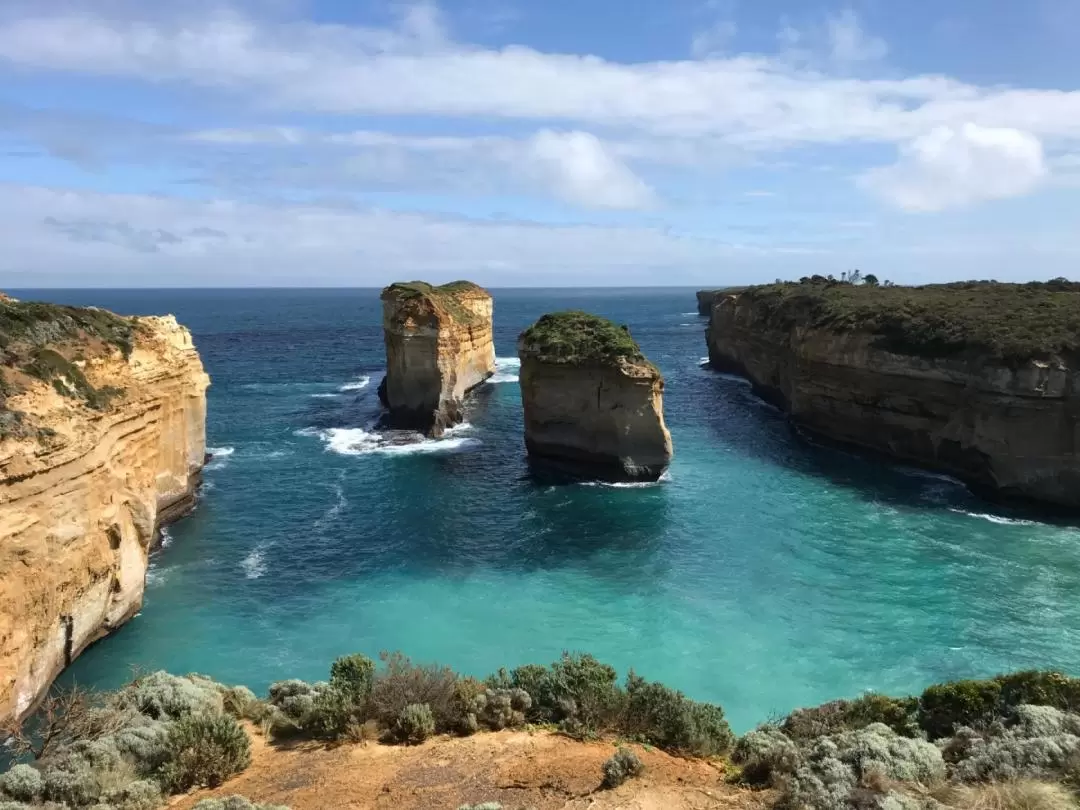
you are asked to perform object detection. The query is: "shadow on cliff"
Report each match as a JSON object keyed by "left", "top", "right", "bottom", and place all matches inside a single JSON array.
[{"left": 697, "top": 367, "right": 1080, "bottom": 527}]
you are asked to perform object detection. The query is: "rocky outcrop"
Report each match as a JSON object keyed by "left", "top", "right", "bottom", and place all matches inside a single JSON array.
[
  {"left": 697, "top": 288, "right": 744, "bottom": 316},
  {"left": 0, "top": 300, "right": 209, "bottom": 723},
  {"left": 706, "top": 284, "right": 1080, "bottom": 507},
  {"left": 379, "top": 281, "right": 495, "bottom": 436},
  {"left": 518, "top": 311, "right": 672, "bottom": 482}
]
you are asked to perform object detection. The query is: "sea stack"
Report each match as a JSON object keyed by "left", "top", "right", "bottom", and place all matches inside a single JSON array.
[
  {"left": 706, "top": 280, "right": 1080, "bottom": 508},
  {"left": 0, "top": 299, "right": 209, "bottom": 724},
  {"left": 379, "top": 281, "right": 496, "bottom": 437},
  {"left": 518, "top": 311, "right": 672, "bottom": 482}
]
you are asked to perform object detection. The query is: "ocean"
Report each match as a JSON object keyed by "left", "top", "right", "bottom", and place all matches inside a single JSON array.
[{"left": 16, "top": 287, "right": 1080, "bottom": 733}]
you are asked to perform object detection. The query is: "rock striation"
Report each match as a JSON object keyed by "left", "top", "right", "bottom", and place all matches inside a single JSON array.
[
  {"left": 0, "top": 298, "right": 209, "bottom": 723},
  {"left": 518, "top": 311, "right": 672, "bottom": 482},
  {"left": 706, "top": 281, "right": 1080, "bottom": 507},
  {"left": 378, "top": 281, "right": 496, "bottom": 436}
]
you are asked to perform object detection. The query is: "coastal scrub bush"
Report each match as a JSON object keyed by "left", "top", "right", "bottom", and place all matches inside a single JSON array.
[
  {"left": 518, "top": 311, "right": 648, "bottom": 366},
  {"left": 114, "top": 672, "right": 223, "bottom": 721},
  {"left": 530, "top": 653, "right": 622, "bottom": 735},
  {"left": 0, "top": 765, "right": 43, "bottom": 803},
  {"left": 192, "top": 797, "right": 292, "bottom": 810},
  {"left": 0, "top": 803, "right": 32, "bottom": 810},
  {"left": 370, "top": 652, "right": 459, "bottom": 733},
  {"left": 393, "top": 703, "right": 435, "bottom": 744},
  {"left": 622, "top": 673, "right": 733, "bottom": 756},
  {"left": 997, "top": 672, "right": 1080, "bottom": 714},
  {"left": 99, "top": 778, "right": 162, "bottom": 810},
  {"left": 731, "top": 726, "right": 801, "bottom": 786},
  {"left": 329, "top": 654, "right": 376, "bottom": 704},
  {"left": 936, "top": 780, "right": 1076, "bottom": 810},
  {"left": 157, "top": 712, "right": 251, "bottom": 791},
  {"left": 221, "top": 686, "right": 259, "bottom": 720},
  {"left": 785, "top": 695, "right": 922, "bottom": 741},
  {"left": 949, "top": 730, "right": 1080, "bottom": 783},
  {"left": 919, "top": 680, "right": 1003, "bottom": 740},
  {"left": 601, "top": 747, "right": 645, "bottom": 789}
]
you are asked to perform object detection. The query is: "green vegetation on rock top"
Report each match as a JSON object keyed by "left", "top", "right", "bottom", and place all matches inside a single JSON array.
[
  {"left": 0, "top": 299, "right": 139, "bottom": 436},
  {"left": 518, "top": 310, "right": 651, "bottom": 367},
  {"left": 737, "top": 278, "right": 1080, "bottom": 363},
  {"left": 381, "top": 280, "right": 488, "bottom": 326}
]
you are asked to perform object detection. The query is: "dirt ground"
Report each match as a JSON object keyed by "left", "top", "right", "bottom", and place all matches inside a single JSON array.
[{"left": 171, "top": 728, "right": 774, "bottom": 810}]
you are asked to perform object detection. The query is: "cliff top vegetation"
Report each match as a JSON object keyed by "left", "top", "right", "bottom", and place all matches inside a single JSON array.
[
  {"left": 518, "top": 310, "right": 652, "bottom": 368},
  {"left": 382, "top": 281, "right": 489, "bottom": 326},
  {"left": 738, "top": 278, "right": 1080, "bottom": 362},
  {"left": 0, "top": 298, "right": 138, "bottom": 436},
  {"left": 4, "top": 649, "right": 1080, "bottom": 810}
]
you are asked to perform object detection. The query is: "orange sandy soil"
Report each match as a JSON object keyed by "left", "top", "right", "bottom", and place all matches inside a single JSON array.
[{"left": 171, "top": 727, "right": 775, "bottom": 810}]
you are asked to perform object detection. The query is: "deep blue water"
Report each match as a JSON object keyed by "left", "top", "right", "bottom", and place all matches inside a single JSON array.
[{"left": 15, "top": 288, "right": 1080, "bottom": 732}]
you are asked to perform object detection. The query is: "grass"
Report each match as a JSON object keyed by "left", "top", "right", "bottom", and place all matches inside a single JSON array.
[
  {"left": 518, "top": 311, "right": 650, "bottom": 367},
  {"left": 0, "top": 298, "right": 137, "bottom": 415},
  {"left": 381, "top": 280, "right": 488, "bottom": 325},
  {"left": 734, "top": 279, "right": 1080, "bottom": 363}
]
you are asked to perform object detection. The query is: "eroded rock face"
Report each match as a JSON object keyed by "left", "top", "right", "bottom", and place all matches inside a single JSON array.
[
  {"left": 697, "top": 290, "right": 721, "bottom": 316},
  {"left": 0, "top": 307, "right": 208, "bottom": 723},
  {"left": 518, "top": 311, "right": 672, "bottom": 482},
  {"left": 379, "top": 281, "right": 495, "bottom": 436},
  {"left": 707, "top": 291, "right": 1080, "bottom": 507}
]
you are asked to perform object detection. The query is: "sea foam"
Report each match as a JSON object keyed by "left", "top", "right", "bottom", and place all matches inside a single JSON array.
[
  {"left": 488, "top": 357, "right": 521, "bottom": 384},
  {"left": 340, "top": 375, "right": 372, "bottom": 392},
  {"left": 296, "top": 424, "right": 481, "bottom": 457}
]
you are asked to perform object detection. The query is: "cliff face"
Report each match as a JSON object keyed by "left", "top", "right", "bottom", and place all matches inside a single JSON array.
[
  {"left": 518, "top": 311, "right": 672, "bottom": 482},
  {"left": 0, "top": 304, "right": 208, "bottom": 723},
  {"left": 379, "top": 282, "right": 495, "bottom": 436},
  {"left": 706, "top": 289, "right": 1080, "bottom": 507},
  {"left": 697, "top": 290, "right": 720, "bottom": 316}
]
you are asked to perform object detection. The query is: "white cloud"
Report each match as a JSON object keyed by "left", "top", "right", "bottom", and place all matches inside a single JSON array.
[
  {"left": 691, "top": 19, "right": 737, "bottom": 58},
  {"left": 826, "top": 9, "right": 887, "bottom": 64},
  {"left": 524, "top": 130, "right": 656, "bottom": 209},
  {"left": 0, "top": 7, "right": 1079, "bottom": 150},
  {"left": 860, "top": 124, "right": 1048, "bottom": 212}
]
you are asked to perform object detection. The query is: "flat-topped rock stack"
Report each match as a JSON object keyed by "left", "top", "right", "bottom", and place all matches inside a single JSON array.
[{"left": 518, "top": 310, "right": 672, "bottom": 482}]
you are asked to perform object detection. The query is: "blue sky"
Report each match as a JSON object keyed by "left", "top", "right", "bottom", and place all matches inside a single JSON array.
[{"left": 0, "top": 0, "right": 1077, "bottom": 287}]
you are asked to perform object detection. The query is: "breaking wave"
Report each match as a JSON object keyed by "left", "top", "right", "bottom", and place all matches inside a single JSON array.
[
  {"left": 489, "top": 357, "right": 521, "bottom": 384},
  {"left": 296, "top": 423, "right": 481, "bottom": 456},
  {"left": 340, "top": 375, "right": 372, "bottom": 392},
  {"left": 241, "top": 546, "right": 268, "bottom": 579},
  {"left": 205, "top": 447, "right": 235, "bottom": 470},
  {"left": 948, "top": 509, "right": 1042, "bottom": 527}
]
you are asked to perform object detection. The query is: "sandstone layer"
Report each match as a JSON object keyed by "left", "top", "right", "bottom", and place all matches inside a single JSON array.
[
  {"left": 706, "top": 283, "right": 1080, "bottom": 507},
  {"left": 0, "top": 300, "right": 209, "bottom": 723},
  {"left": 518, "top": 311, "right": 672, "bottom": 482},
  {"left": 378, "top": 281, "right": 495, "bottom": 436}
]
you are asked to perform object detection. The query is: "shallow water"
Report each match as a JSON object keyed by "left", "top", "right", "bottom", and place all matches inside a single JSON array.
[{"left": 17, "top": 287, "right": 1080, "bottom": 732}]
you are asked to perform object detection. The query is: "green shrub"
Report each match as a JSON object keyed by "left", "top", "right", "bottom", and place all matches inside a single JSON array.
[
  {"left": 0, "top": 765, "right": 43, "bottom": 803},
  {"left": 158, "top": 712, "right": 251, "bottom": 791},
  {"left": 528, "top": 653, "right": 622, "bottom": 734},
  {"left": 101, "top": 778, "right": 162, "bottom": 810},
  {"left": 43, "top": 762, "right": 103, "bottom": 806},
  {"left": 192, "top": 797, "right": 292, "bottom": 810},
  {"left": 731, "top": 726, "right": 800, "bottom": 787},
  {"left": 622, "top": 673, "right": 733, "bottom": 756},
  {"left": 518, "top": 311, "right": 649, "bottom": 367},
  {"left": 329, "top": 654, "right": 376, "bottom": 704},
  {"left": 114, "top": 672, "right": 223, "bottom": 721},
  {"left": 370, "top": 652, "right": 460, "bottom": 732},
  {"left": 221, "top": 686, "right": 259, "bottom": 720},
  {"left": 919, "top": 679, "right": 1002, "bottom": 739},
  {"left": 782, "top": 694, "right": 920, "bottom": 741},
  {"left": 393, "top": 703, "right": 436, "bottom": 744},
  {"left": 0, "top": 802, "right": 32, "bottom": 810},
  {"left": 601, "top": 747, "right": 645, "bottom": 789},
  {"left": 997, "top": 671, "right": 1080, "bottom": 713}
]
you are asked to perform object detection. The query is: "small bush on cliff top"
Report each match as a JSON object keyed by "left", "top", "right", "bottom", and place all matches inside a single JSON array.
[
  {"left": 157, "top": 712, "right": 251, "bottom": 791},
  {"left": 517, "top": 311, "right": 649, "bottom": 367},
  {"left": 601, "top": 747, "right": 645, "bottom": 789}
]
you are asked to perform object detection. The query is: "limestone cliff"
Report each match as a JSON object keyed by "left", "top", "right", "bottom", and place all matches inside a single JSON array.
[
  {"left": 697, "top": 287, "right": 744, "bottom": 316},
  {"left": 378, "top": 281, "right": 495, "bottom": 436},
  {"left": 0, "top": 299, "right": 209, "bottom": 723},
  {"left": 706, "top": 282, "right": 1080, "bottom": 507},
  {"left": 518, "top": 311, "right": 672, "bottom": 482}
]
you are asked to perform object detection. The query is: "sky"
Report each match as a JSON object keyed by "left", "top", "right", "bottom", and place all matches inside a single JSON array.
[{"left": 0, "top": 0, "right": 1078, "bottom": 288}]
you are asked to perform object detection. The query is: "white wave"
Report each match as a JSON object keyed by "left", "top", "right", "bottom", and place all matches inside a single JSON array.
[
  {"left": 315, "top": 475, "right": 349, "bottom": 531},
  {"left": 948, "top": 509, "right": 1041, "bottom": 527},
  {"left": 488, "top": 357, "right": 521, "bottom": 384},
  {"left": 339, "top": 375, "right": 371, "bottom": 392},
  {"left": 699, "top": 356, "right": 710, "bottom": 365},
  {"left": 582, "top": 470, "right": 672, "bottom": 489},
  {"left": 241, "top": 546, "right": 268, "bottom": 579},
  {"left": 310, "top": 392, "right": 342, "bottom": 399},
  {"left": 205, "top": 446, "right": 235, "bottom": 471},
  {"left": 681, "top": 311, "right": 698, "bottom": 316},
  {"left": 146, "top": 565, "right": 167, "bottom": 588},
  {"left": 296, "top": 425, "right": 481, "bottom": 457},
  {"left": 158, "top": 527, "right": 174, "bottom": 549}
]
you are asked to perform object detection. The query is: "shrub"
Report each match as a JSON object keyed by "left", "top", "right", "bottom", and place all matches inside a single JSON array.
[
  {"left": 1010, "top": 705, "right": 1080, "bottom": 739},
  {"left": 537, "top": 653, "right": 622, "bottom": 734},
  {"left": 100, "top": 779, "right": 162, "bottom": 810},
  {"left": 158, "top": 712, "right": 251, "bottom": 791},
  {"left": 0, "top": 803, "right": 32, "bottom": 810},
  {"left": 0, "top": 765, "right": 43, "bottom": 803},
  {"left": 370, "top": 652, "right": 460, "bottom": 733},
  {"left": 938, "top": 780, "right": 1076, "bottom": 810},
  {"left": 920, "top": 680, "right": 1002, "bottom": 740},
  {"left": 114, "top": 672, "right": 223, "bottom": 721},
  {"left": 732, "top": 726, "right": 800, "bottom": 787},
  {"left": 192, "top": 797, "right": 292, "bottom": 810},
  {"left": 781, "top": 694, "right": 920, "bottom": 741},
  {"left": 997, "top": 672, "right": 1080, "bottom": 714},
  {"left": 487, "top": 664, "right": 549, "bottom": 721},
  {"left": 475, "top": 689, "right": 531, "bottom": 731},
  {"left": 601, "top": 747, "right": 645, "bottom": 789},
  {"left": 518, "top": 311, "right": 647, "bottom": 366},
  {"left": 950, "top": 733, "right": 1080, "bottom": 783},
  {"left": 222, "top": 686, "right": 259, "bottom": 720},
  {"left": 393, "top": 703, "right": 436, "bottom": 744},
  {"left": 329, "top": 654, "right": 376, "bottom": 704},
  {"left": 623, "top": 673, "right": 733, "bottom": 756},
  {"left": 42, "top": 761, "right": 104, "bottom": 806}
]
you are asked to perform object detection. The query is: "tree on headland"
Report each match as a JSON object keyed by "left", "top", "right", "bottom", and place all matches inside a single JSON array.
[{"left": 864, "top": 274, "right": 879, "bottom": 286}]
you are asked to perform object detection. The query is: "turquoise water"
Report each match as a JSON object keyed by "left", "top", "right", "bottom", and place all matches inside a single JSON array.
[{"left": 18, "top": 288, "right": 1080, "bottom": 733}]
